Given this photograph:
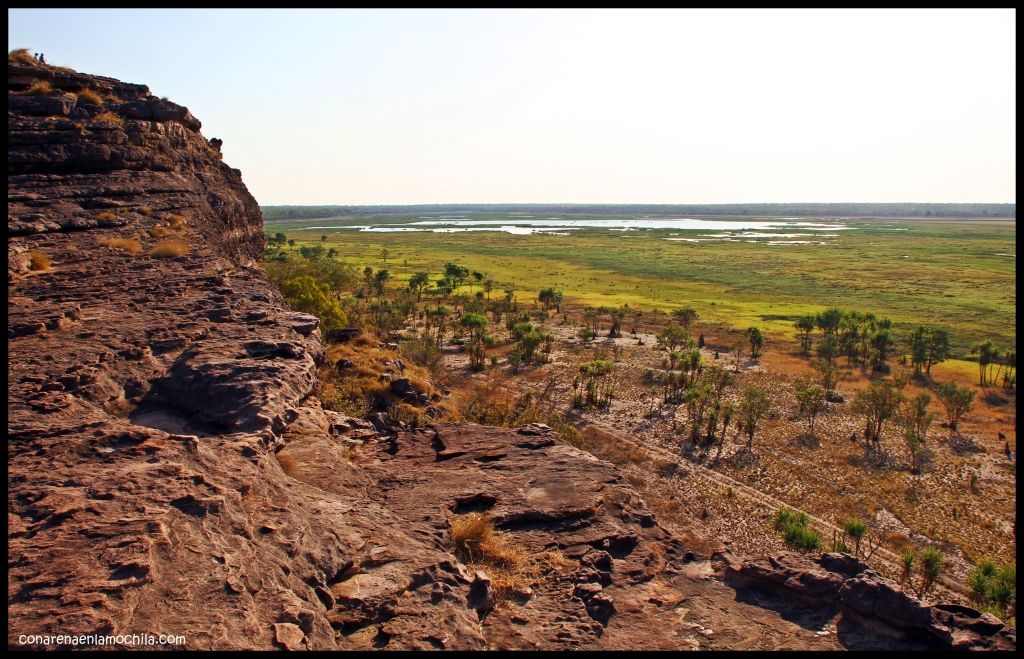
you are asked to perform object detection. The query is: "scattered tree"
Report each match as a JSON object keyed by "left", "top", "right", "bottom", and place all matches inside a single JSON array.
[
  {"left": 738, "top": 386, "right": 771, "bottom": 450},
  {"left": 933, "top": 381, "right": 975, "bottom": 436}
]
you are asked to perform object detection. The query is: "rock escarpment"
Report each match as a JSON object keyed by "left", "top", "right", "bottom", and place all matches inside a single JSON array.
[{"left": 7, "top": 61, "right": 1015, "bottom": 651}]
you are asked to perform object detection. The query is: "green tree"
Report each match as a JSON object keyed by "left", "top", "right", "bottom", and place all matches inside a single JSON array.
[
  {"left": 372, "top": 269, "right": 390, "bottom": 295},
  {"left": 919, "top": 547, "right": 945, "bottom": 597},
  {"left": 657, "top": 323, "right": 694, "bottom": 366},
  {"left": 537, "top": 287, "right": 564, "bottom": 312},
  {"left": 408, "top": 271, "right": 430, "bottom": 300},
  {"left": 278, "top": 275, "right": 347, "bottom": 332},
  {"left": 444, "top": 262, "right": 470, "bottom": 290},
  {"left": 794, "top": 376, "right": 826, "bottom": 437},
  {"left": 738, "top": 386, "right": 771, "bottom": 450},
  {"left": 460, "top": 312, "right": 490, "bottom": 371},
  {"left": 902, "top": 392, "right": 934, "bottom": 474},
  {"left": 909, "top": 326, "right": 951, "bottom": 376},
  {"left": 816, "top": 308, "right": 843, "bottom": 337},
  {"left": 747, "top": 326, "right": 764, "bottom": 359},
  {"left": 842, "top": 518, "right": 867, "bottom": 557},
  {"left": 577, "top": 359, "right": 616, "bottom": 407},
  {"left": 795, "top": 314, "right": 816, "bottom": 355},
  {"left": 673, "top": 307, "right": 698, "bottom": 330},
  {"left": 851, "top": 379, "right": 905, "bottom": 447},
  {"left": 973, "top": 339, "right": 999, "bottom": 386},
  {"left": 900, "top": 550, "right": 916, "bottom": 585},
  {"left": 933, "top": 381, "right": 975, "bottom": 435}
]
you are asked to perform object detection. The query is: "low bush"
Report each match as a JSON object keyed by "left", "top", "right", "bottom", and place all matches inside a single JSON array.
[
  {"left": 772, "top": 507, "right": 821, "bottom": 552},
  {"left": 148, "top": 226, "right": 170, "bottom": 238},
  {"left": 167, "top": 213, "right": 188, "bottom": 229}
]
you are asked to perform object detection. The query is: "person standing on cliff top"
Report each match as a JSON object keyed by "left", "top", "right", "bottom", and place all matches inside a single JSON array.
[{"left": 39, "top": 53, "right": 46, "bottom": 64}]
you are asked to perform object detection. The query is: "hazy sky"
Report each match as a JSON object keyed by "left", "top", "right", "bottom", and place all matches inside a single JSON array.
[{"left": 8, "top": 8, "right": 1016, "bottom": 205}]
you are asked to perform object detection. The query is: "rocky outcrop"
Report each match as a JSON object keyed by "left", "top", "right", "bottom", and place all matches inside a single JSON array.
[
  {"left": 7, "top": 61, "right": 1014, "bottom": 651},
  {"left": 723, "top": 551, "right": 1016, "bottom": 650}
]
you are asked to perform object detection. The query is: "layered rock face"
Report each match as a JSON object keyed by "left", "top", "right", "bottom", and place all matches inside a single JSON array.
[{"left": 7, "top": 61, "right": 1015, "bottom": 651}]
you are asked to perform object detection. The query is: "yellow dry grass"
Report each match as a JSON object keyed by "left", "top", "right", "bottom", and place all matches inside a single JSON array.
[
  {"left": 450, "top": 513, "right": 539, "bottom": 602},
  {"left": 75, "top": 88, "right": 103, "bottom": 105},
  {"left": 99, "top": 237, "right": 141, "bottom": 253},
  {"left": 167, "top": 214, "right": 188, "bottom": 230},
  {"left": 9, "top": 48, "right": 35, "bottom": 66},
  {"left": 28, "top": 251, "right": 51, "bottom": 271},
  {"left": 148, "top": 226, "right": 171, "bottom": 238},
  {"left": 92, "top": 111, "right": 124, "bottom": 126},
  {"left": 149, "top": 239, "right": 189, "bottom": 258},
  {"left": 26, "top": 79, "right": 54, "bottom": 95}
]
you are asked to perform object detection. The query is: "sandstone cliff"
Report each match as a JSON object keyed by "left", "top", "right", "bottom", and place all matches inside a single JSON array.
[{"left": 7, "top": 60, "right": 1014, "bottom": 651}]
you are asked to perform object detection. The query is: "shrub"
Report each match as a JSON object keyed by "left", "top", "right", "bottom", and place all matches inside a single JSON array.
[
  {"left": 139, "top": 205, "right": 154, "bottom": 216},
  {"left": 9, "top": 48, "right": 35, "bottom": 66},
  {"left": 772, "top": 507, "right": 821, "bottom": 553},
  {"left": 919, "top": 547, "right": 945, "bottom": 596},
  {"left": 278, "top": 275, "right": 346, "bottom": 332},
  {"left": 26, "top": 79, "right": 54, "bottom": 95},
  {"left": 75, "top": 88, "right": 104, "bottom": 105},
  {"left": 149, "top": 239, "right": 189, "bottom": 258},
  {"left": 28, "top": 251, "right": 51, "bottom": 271},
  {"left": 167, "top": 213, "right": 187, "bottom": 229},
  {"left": 969, "top": 559, "right": 1016, "bottom": 623},
  {"left": 830, "top": 539, "right": 851, "bottom": 554},
  {"left": 400, "top": 336, "right": 444, "bottom": 378},
  {"left": 843, "top": 518, "right": 867, "bottom": 555},
  {"left": 148, "top": 226, "right": 170, "bottom": 238},
  {"left": 900, "top": 549, "right": 917, "bottom": 585},
  {"left": 91, "top": 111, "right": 124, "bottom": 126},
  {"left": 95, "top": 210, "right": 117, "bottom": 222},
  {"left": 99, "top": 237, "right": 141, "bottom": 253}
]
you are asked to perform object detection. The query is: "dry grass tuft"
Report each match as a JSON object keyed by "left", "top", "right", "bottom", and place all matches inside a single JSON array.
[
  {"left": 99, "top": 237, "right": 141, "bottom": 253},
  {"left": 450, "top": 513, "right": 538, "bottom": 602},
  {"left": 9, "top": 48, "right": 36, "bottom": 66},
  {"left": 148, "top": 226, "right": 171, "bottom": 238},
  {"left": 276, "top": 451, "right": 299, "bottom": 477},
  {"left": 26, "top": 79, "right": 54, "bottom": 95},
  {"left": 167, "top": 214, "right": 188, "bottom": 230},
  {"left": 149, "top": 238, "right": 189, "bottom": 258},
  {"left": 28, "top": 251, "right": 51, "bottom": 271},
  {"left": 75, "top": 88, "right": 104, "bottom": 105},
  {"left": 95, "top": 210, "right": 118, "bottom": 222},
  {"left": 139, "top": 205, "right": 154, "bottom": 216},
  {"left": 92, "top": 111, "right": 124, "bottom": 127}
]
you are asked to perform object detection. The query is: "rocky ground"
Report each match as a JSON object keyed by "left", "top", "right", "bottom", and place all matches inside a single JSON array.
[{"left": 7, "top": 60, "right": 1014, "bottom": 650}]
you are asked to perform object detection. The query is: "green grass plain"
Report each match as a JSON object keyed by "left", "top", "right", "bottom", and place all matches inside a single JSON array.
[{"left": 264, "top": 215, "right": 1016, "bottom": 358}]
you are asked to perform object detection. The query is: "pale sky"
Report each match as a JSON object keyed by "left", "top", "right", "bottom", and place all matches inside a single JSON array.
[{"left": 8, "top": 8, "right": 1016, "bottom": 205}]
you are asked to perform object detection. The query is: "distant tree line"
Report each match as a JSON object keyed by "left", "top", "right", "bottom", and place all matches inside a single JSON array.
[{"left": 261, "top": 202, "right": 1015, "bottom": 220}]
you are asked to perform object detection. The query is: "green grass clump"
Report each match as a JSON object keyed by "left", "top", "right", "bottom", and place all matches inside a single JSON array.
[
  {"left": 773, "top": 507, "right": 821, "bottom": 553},
  {"left": 969, "top": 558, "right": 1016, "bottom": 626}
]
